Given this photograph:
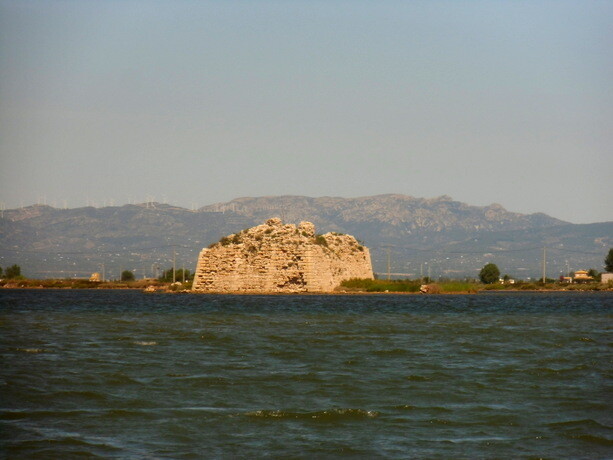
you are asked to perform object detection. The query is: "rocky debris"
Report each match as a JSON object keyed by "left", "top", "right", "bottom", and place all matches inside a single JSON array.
[
  {"left": 420, "top": 284, "right": 441, "bottom": 294},
  {"left": 192, "top": 218, "right": 373, "bottom": 293}
]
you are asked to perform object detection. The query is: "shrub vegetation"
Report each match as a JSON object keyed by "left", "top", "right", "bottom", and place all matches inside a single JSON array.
[
  {"left": 479, "top": 263, "right": 500, "bottom": 284},
  {"left": 605, "top": 248, "right": 613, "bottom": 272},
  {"left": 314, "top": 235, "right": 328, "bottom": 247},
  {"left": 121, "top": 270, "right": 135, "bottom": 282},
  {"left": 4, "top": 264, "right": 23, "bottom": 279},
  {"left": 340, "top": 278, "right": 421, "bottom": 292}
]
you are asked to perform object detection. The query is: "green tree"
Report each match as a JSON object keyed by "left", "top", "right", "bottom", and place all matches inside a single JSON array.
[
  {"left": 0, "top": 266, "right": 3, "bottom": 277},
  {"left": 121, "top": 270, "right": 135, "bottom": 282},
  {"left": 587, "top": 268, "right": 600, "bottom": 282},
  {"left": 5, "top": 264, "right": 22, "bottom": 279},
  {"left": 479, "top": 263, "right": 500, "bottom": 284},
  {"left": 159, "top": 268, "right": 192, "bottom": 283},
  {"left": 605, "top": 248, "right": 613, "bottom": 272}
]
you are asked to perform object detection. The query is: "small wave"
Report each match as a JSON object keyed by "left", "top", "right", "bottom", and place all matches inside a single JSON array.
[
  {"left": 395, "top": 404, "right": 418, "bottom": 410},
  {"left": 169, "top": 375, "right": 230, "bottom": 385},
  {"left": 373, "top": 348, "right": 408, "bottom": 356},
  {"left": 199, "top": 332, "right": 220, "bottom": 341},
  {"left": 528, "top": 365, "right": 589, "bottom": 375},
  {"left": 269, "top": 350, "right": 303, "bottom": 360},
  {"left": 104, "top": 373, "right": 141, "bottom": 385},
  {"left": 511, "top": 348, "right": 534, "bottom": 355},
  {"left": 102, "top": 408, "right": 156, "bottom": 419},
  {"left": 12, "top": 426, "right": 144, "bottom": 456},
  {"left": 113, "top": 336, "right": 134, "bottom": 342},
  {"left": 447, "top": 435, "right": 511, "bottom": 443},
  {"left": 394, "top": 404, "right": 452, "bottom": 413},
  {"left": 133, "top": 341, "right": 157, "bottom": 346},
  {"left": 567, "top": 433, "right": 613, "bottom": 446},
  {"left": 404, "top": 371, "right": 450, "bottom": 382},
  {"left": 115, "top": 319, "right": 136, "bottom": 325},
  {"left": 405, "top": 375, "right": 431, "bottom": 382},
  {"left": 287, "top": 372, "right": 322, "bottom": 383},
  {"left": 428, "top": 418, "right": 452, "bottom": 425},
  {"left": 51, "top": 390, "right": 108, "bottom": 402},
  {"left": 17, "top": 348, "right": 46, "bottom": 353},
  {"left": 244, "top": 408, "right": 379, "bottom": 420},
  {"left": 460, "top": 349, "right": 488, "bottom": 356},
  {"left": 18, "top": 436, "right": 107, "bottom": 449},
  {"left": 547, "top": 419, "right": 610, "bottom": 430},
  {"left": 1, "top": 409, "right": 90, "bottom": 420}
]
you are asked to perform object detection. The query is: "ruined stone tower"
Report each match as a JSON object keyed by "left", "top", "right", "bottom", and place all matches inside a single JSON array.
[{"left": 192, "top": 218, "right": 373, "bottom": 293}]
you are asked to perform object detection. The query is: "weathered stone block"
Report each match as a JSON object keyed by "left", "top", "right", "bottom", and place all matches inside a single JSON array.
[{"left": 192, "top": 219, "right": 373, "bottom": 293}]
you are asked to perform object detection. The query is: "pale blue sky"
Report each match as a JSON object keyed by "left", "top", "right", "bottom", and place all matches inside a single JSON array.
[{"left": 1, "top": 0, "right": 611, "bottom": 223}]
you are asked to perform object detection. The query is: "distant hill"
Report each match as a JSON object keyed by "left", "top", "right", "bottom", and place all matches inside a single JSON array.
[
  {"left": 201, "top": 194, "right": 566, "bottom": 243},
  {"left": 1, "top": 195, "right": 610, "bottom": 280}
]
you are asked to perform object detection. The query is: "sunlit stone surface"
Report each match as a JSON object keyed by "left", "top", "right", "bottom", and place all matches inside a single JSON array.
[{"left": 192, "top": 218, "right": 373, "bottom": 293}]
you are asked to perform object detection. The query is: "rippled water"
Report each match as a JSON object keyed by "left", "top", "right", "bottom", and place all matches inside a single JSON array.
[{"left": 1, "top": 290, "right": 612, "bottom": 458}]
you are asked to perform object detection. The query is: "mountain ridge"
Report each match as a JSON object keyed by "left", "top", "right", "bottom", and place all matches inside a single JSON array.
[
  {"left": 200, "top": 194, "right": 566, "bottom": 234},
  {"left": 1, "top": 195, "right": 609, "bottom": 279}
]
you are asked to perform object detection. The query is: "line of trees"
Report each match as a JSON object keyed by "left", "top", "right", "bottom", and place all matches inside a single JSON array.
[
  {"left": 0, "top": 264, "right": 22, "bottom": 279},
  {"left": 2, "top": 248, "right": 611, "bottom": 284},
  {"left": 158, "top": 268, "right": 193, "bottom": 283},
  {"left": 116, "top": 268, "right": 193, "bottom": 283},
  {"left": 605, "top": 248, "right": 613, "bottom": 273},
  {"left": 477, "top": 247, "right": 613, "bottom": 284}
]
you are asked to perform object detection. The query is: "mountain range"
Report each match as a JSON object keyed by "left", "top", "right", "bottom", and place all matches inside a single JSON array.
[{"left": 1, "top": 194, "right": 610, "bottom": 280}]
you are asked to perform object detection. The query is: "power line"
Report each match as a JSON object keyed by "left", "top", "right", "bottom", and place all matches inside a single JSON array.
[
  {"left": 0, "top": 244, "right": 194, "bottom": 255},
  {"left": 370, "top": 245, "right": 603, "bottom": 256}
]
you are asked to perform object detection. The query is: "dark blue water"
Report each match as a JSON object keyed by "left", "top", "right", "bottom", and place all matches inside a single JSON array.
[{"left": 1, "top": 290, "right": 612, "bottom": 458}]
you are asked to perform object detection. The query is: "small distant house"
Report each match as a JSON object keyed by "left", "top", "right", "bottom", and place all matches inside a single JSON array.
[
  {"left": 89, "top": 272, "right": 101, "bottom": 282},
  {"left": 601, "top": 273, "right": 613, "bottom": 284},
  {"left": 573, "top": 270, "right": 594, "bottom": 283}
]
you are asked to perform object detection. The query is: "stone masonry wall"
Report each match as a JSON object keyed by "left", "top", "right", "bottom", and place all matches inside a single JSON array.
[{"left": 192, "top": 218, "right": 373, "bottom": 293}]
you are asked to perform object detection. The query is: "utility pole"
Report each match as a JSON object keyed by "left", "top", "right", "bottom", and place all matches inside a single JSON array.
[
  {"left": 542, "top": 247, "right": 547, "bottom": 283},
  {"left": 386, "top": 249, "right": 391, "bottom": 280},
  {"left": 172, "top": 246, "right": 176, "bottom": 283}
]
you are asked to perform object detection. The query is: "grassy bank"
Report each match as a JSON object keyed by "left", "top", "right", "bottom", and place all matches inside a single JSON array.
[
  {"left": 339, "top": 278, "right": 478, "bottom": 293},
  {"left": 0, "top": 278, "right": 193, "bottom": 291},
  {"left": 339, "top": 278, "right": 612, "bottom": 293},
  {"left": 339, "top": 278, "right": 422, "bottom": 293},
  {"left": 2, "top": 277, "right": 611, "bottom": 294}
]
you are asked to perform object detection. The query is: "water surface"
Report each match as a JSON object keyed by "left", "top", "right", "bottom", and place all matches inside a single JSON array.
[{"left": 1, "top": 290, "right": 612, "bottom": 458}]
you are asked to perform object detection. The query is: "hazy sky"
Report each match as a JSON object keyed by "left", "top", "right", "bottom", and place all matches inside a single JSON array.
[{"left": 1, "top": 0, "right": 611, "bottom": 223}]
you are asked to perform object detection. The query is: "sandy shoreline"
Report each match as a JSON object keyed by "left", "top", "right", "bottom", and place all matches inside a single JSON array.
[{"left": 2, "top": 285, "right": 610, "bottom": 295}]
